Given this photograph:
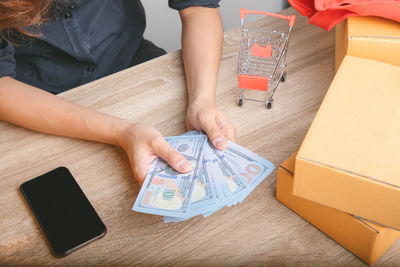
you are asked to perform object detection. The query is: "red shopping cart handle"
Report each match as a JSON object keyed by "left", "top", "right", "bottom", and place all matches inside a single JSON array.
[{"left": 240, "top": 8, "right": 296, "bottom": 27}]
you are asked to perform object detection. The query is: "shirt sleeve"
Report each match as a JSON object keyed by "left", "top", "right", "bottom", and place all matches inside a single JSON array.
[
  {"left": 169, "top": 0, "right": 220, "bottom": 10},
  {"left": 0, "top": 38, "right": 16, "bottom": 78}
]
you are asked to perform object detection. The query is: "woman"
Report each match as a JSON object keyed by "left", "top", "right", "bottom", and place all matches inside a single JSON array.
[{"left": 0, "top": 0, "right": 236, "bottom": 185}]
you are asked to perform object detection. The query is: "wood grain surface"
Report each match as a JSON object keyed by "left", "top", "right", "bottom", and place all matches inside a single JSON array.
[{"left": 1, "top": 7, "right": 399, "bottom": 266}]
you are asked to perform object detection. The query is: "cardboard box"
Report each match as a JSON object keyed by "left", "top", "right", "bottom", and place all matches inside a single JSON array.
[
  {"left": 294, "top": 55, "right": 400, "bottom": 230},
  {"left": 335, "top": 16, "right": 400, "bottom": 72},
  {"left": 277, "top": 152, "right": 400, "bottom": 265}
]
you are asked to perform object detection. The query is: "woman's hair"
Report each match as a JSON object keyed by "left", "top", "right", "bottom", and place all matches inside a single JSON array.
[{"left": 0, "top": 0, "right": 52, "bottom": 42}]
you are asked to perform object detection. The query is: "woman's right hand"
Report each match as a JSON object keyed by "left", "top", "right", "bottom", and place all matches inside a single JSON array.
[{"left": 117, "top": 122, "right": 192, "bottom": 186}]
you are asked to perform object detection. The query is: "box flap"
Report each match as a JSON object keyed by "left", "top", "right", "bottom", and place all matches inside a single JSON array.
[
  {"left": 335, "top": 16, "right": 400, "bottom": 71},
  {"left": 347, "top": 16, "right": 400, "bottom": 37},
  {"left": 298, "top": 56, "right": 400, "bottom": 188},
  {"left": 280, "top": 152, "right": 297, "bottom": 173},
  {"left": 348, "top": 37, "right": 400, "bottom": 68}
]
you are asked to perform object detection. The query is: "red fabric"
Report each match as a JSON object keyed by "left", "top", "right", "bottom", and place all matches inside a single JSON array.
[{"left": 288, "top": 0, "right": 400, "bottom": 30}]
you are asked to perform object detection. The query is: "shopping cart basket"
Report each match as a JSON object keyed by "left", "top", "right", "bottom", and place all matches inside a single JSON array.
[{"left": 237, "top": 8, "right": 296, "bottom": 109}]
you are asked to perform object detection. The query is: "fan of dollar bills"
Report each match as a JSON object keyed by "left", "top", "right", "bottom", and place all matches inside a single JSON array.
[{"left": 132, "top": 130, "right": 274, "bottom": 223}]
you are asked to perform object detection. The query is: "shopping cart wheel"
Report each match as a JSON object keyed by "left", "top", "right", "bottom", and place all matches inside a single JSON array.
[
  {"left": 238, "top": 99, "right": 243, "bottom": 106},
  {"left": 281, "top": 72, "right": 287, "bottom": 82},
  {"left": 267, "top": 102, "right": 272, "bottom": 109}
]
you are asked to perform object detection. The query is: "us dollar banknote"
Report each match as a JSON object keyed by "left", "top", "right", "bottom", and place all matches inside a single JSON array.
[
  {"left": 132, "top": 135, "right": 207, "bottom": 218},
  {"left": 132, "top": 131, "right": 275, "bottom": 222}
]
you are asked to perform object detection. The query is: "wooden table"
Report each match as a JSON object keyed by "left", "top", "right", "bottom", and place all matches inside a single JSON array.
[{"left": 1, "top": 7, "right": 399, "bottom": 266}]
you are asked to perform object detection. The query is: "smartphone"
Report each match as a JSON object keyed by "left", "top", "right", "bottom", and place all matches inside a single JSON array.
[{"left": 20, "top": 167, "right": 106, "bottom": 257}]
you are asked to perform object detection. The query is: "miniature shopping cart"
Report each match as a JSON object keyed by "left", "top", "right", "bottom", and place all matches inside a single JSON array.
[{"left": 237, "top": 8, "right": 296, "bottom": 109}]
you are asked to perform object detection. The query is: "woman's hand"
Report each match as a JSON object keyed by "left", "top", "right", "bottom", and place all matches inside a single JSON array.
[
  {"left": 186, "top": 99, "right": 236, "bottom": 150},
  {"left": 0, "top": 78, "right": 192, "bottom": 187},
  {"left": 117, "top": 123, "right": 192, "bottom": 185}
]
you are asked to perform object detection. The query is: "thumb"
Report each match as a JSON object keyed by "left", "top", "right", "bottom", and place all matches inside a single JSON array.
[
  {"left": 200, "top": 117, "right": 227, "bottom": 150},
  {"left": 152, "top": 137, "right": 192, "bottom": 173}
]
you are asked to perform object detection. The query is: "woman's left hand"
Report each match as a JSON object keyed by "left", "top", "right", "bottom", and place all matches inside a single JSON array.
[{"left": 186, "top": 99, "right": 236, "bottom": 150}]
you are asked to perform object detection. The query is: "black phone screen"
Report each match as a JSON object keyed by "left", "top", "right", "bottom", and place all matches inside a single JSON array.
[{"left": 20, "top": 167, "right": 106, "bottom": 256}]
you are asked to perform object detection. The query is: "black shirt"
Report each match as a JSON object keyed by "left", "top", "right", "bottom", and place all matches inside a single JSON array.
[{"left": 0, "top": 0, "right": 220, "bottom": 94}]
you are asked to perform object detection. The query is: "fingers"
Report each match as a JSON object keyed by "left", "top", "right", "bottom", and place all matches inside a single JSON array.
[
  {"left": 132, "top": 139, "right": 192, "bottom": 186},
  {"left": 151, "top": 137, "right": 192, "bottom": 173},
  {"left": 131, "top": 152, "right": 156, "bottom": 186},
  {"left": 225, "top": 127, "right": 236, "bottom": 142},
  {"left": 216, "top": 112, "right": 236, "bottom": 142},
  {"left": 185, "top": 117, "right": 194, "bottom": 131},
  {"left": 198, "top": 114, "right": 227, "bottom": 150},
  {"left": 123, "top": 123, "right": 194, "bottom": 186}
]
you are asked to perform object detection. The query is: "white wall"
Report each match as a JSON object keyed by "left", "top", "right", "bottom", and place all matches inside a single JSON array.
[{"left": 142, "top": 0, "right": 288, "bottom": 52}]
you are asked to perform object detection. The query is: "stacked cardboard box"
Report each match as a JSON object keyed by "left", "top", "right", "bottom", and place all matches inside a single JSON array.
[
  {"left": 277, "top": 152, "right": 400, "bottom": 265},
  {"left": 294, "top": 55, "right": 400, "bottom": 230},
  {"left": 276, "top": 16, "right": 400, "bottom": 265},
  {"left": 335, "top": 16, "right": 400, "bottom": 72}
]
